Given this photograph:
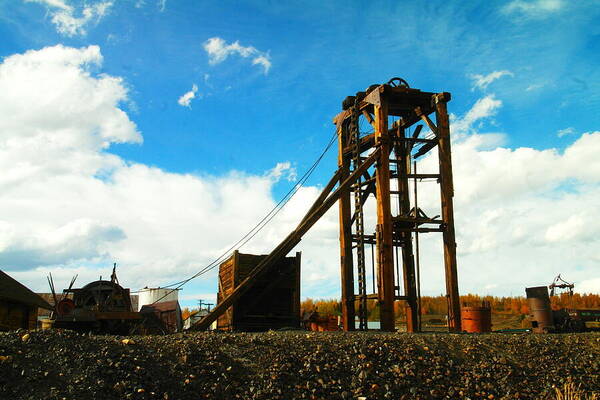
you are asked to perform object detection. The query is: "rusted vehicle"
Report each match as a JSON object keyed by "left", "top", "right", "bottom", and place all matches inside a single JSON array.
[
  {"left": 53, "top": 269, "right": 140, "bottom": 334},
  {"left": 526, "top": 275, "right": 600, "bottom": 333}
]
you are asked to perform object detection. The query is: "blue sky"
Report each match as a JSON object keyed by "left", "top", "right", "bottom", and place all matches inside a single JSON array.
[
  {"left": 1, "top": 0, "right": 600, "bottom": 308},
  {"left": 4, "top": 1, "right": 599, "bottom": 177}
]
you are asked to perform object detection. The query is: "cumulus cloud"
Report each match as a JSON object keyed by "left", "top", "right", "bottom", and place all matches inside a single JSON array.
[
  {"left": 267, "top": 162, "right": 297, "bottom": 182},
  {"left": 451, "top": 95, "right": 503, "bottom": 135},
  {"left": 577, "top": 278, "right": 600, "bottom": 294},
  {"left": 0, "top": 219, "right": 125, "bottom": 269},
  {"left": 413, "top": 96, "right": 600, "bottom": 295},
  {"left": 25, "top": 0, "right": 113, "bottom": 36},
  {"left": 1, "top": 44, "right": 599, "bottom": 303},
  {"left": 470, "top": 70, "right": 514, "bottom": 90},
  {"left": 0, "top": 45, "right": 326, "bottom": 299},
  {"left": 557, "top": 127, "right": 575, "bottom": 137},
  {"left": 251, "top": 55, "right": 272, "bottom": 74},
  {"left": 502, "top": 0, "right": 565, "bottom": 18},
  {"left": 177, "top": 84, "right": 198, "bottom": 108},
  {"left": 203, "top": 37, "right": 272, "bottom": 74}
]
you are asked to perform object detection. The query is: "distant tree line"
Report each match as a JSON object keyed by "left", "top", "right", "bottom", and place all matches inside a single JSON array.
[
  {"left": 301, "top": 293, "right": 600, "bottom": 321},
  {"left": 179, "top": 293, "right": 600, "bottom": 322}
]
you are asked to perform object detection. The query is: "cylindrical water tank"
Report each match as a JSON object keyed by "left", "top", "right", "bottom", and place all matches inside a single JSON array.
[
  {"left": 526, "top": 286, "right": 554, "bottom": 333},
  {"left": 137, "top": 288, "right": 180, "bottom": 311},
  {"left": 461, "top": 305, "right": 492, "bottom": 333}
]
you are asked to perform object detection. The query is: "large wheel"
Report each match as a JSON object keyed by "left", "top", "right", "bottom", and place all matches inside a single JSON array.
[{"left": 387, "top": 77, "right": 410, "bottom": 88}]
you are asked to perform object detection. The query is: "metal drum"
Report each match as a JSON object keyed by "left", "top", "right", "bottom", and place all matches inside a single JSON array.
[
  {"left": 526, "top": 286, "right": 555, "bottom": 333},
  {"left": 461, "top": 306, "right": 492, "bottom": 333}
]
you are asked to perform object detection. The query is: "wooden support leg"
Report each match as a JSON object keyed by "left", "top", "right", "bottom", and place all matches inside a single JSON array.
[
  {"left": 435, "top": 94, "right": 461, "bottom": 332},
  {"left": 400, "top": 235, "right": 418, "bottom": 332},
  {"left": 395, "top": 135, "right": 419, "bottom": 332},
  {"left": 338, "top": 124, "right": 355, "bottom": 331},
  {"left": 374, "top": 101, "right": 396, "bottom": 332}
]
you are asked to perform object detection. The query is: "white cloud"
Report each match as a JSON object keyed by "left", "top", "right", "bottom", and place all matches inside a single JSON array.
[
  {"left": 557, "top": 127, "right": 575, "bottom": 137},
  {"left": 2, "top": 44, "right": 599, "bottom": 304},
  {"left": 577, "top": 278, "right": 600, "bottom": 294},
  {"left": 413, "top": 98, "right": 600, "bottom": 295},
  {"left": 266, "top": 162, "right": 297, "bottom": 182},
  {"left": 203, "top": 37, "right": 272, "bottom": 74},
  {"left": 158, "top": 0, "right": 166, "bottom": 12},
  {"left": 251, "top": 55, "right": 272, "bottom": 74},
  {"left": 545, "top": 214, "right": 595, "bottom": 243},
  {"left": 470, "top": 70, "right": 514, "bottom": 90},
  {"left": 177, "top": 84, "right": 198, "bottom": 108},
  {"left": 526, "top": 83, "right": 545, "bottom": 92},
  {"left": 451, "top": 95, "right": 503, "bottom": 135},
  {"left": 502, "top": 0, "right": 565, "bottom": 18},
  {"left": 0, "top": 219, "right": 125, "bottom": 269},
  {"left": 0, "top": 45, "right": 323, "bottom": 300},
  {"left": 26, "top": 0, "right": 113, "bottom": 36}
]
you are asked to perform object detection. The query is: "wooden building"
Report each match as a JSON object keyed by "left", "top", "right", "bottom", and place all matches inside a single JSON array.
[
  {"left": 139, "top": 300, "right": 182, "bottom": 333},
  {"left": 216, "top": 251, "right": 301, "bottom": 331},
  {"left": 0, "top": 271, "right": 52, "bottom": 330}
]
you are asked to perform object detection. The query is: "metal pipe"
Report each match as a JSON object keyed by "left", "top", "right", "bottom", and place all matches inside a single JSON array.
[
  {"left": 371, "top": 243, "right": 375, "bottom": 293},
  {"left": 414, "top": 161, "right": 422, "bottom": 332}
]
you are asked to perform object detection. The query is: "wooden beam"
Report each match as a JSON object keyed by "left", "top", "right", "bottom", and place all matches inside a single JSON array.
[
  {"left": 435, "top": 94, "right": 461, "bottom": 332},
  {"left": 394, "top": 128, "right": 419, "bottom": 333},
  {"left": 408, "top": 125, "right": 424, "bottom": 152},
  {"left": 413, "top": 141, "right": 438, "bottom": 159},
  {"left": 393, "top": 216, "right": 443, "bottom": 225},
  {"left": 362, "top": 110, "right": 375, "bottom": 129},
  {"left": 397, "top": 137, "right": 437, "bottom": 144},
  {"left": 374, "top": 98, "right": 396, "bottom": 332},
  {"left": 295, "top": 251, "right": 301, "bottom": 328},
  {"left": 337, "top": 122, "right": 355, "bottom": 331},
  {"left": 412, "top": 124, "right": 423, "bottom": 139},
  {"left": 194, "top": 148, "right": 381, "bottom": 331},
  {"left": 300, "top": 168, "right": 342, "bottom": 225},
  {"left": 342, "top": 133, "right": 375, "bottom": 157},
  {"left": 415, "top": 107, "right": 439, "bottom": 137}
]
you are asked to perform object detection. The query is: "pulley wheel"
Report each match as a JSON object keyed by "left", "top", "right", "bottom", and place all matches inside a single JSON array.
[
  {"left": 387, "top": 77, "right": 410, "bottom": 88},
  {"left": 56, "top": 298, "right": 75, "bottom": 316}
]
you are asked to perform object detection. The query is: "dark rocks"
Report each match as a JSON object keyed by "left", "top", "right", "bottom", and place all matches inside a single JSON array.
[{"left": 0, "top": 330, "right": 598, "bottom": 399}]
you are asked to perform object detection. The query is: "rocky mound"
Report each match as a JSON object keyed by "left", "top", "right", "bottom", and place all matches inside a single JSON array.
[{"left": 0, "top": 330, "right": 598, "bottom": 399}]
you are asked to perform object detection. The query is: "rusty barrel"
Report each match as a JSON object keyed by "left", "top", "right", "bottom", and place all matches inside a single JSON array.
[
  {"left": 526, "top": 286, "right": 554, "bottom": 333},
  {"left": 461, "top": 306, "right": 492, "bottom": 333}
]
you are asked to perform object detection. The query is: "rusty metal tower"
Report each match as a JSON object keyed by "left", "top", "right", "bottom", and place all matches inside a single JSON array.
[{"left": 334, "top": 78, "right": 461, "bottom": 332}]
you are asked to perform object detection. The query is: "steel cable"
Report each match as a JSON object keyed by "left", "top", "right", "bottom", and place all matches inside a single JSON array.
[{"left": 144, "top": 129, "right": 339, "bottom": 305}]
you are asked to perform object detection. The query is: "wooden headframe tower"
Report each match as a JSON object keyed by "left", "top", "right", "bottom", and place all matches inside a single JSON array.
[
  {"left": 194, "top": 78, "right": 460, "bottom": 333},
  {"left": 334, "top": 78, "right": 461, "bottom": 332}
]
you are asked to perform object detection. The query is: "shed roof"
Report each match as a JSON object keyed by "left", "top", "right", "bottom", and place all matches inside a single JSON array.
[
  {"left": 140, "top": 300, "right": 180, "bottom": 313},
  {"left": 0, "top": 270, "right": 52, "bottom": 310}
]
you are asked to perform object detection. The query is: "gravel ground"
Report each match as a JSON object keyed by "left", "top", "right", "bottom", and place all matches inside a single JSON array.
[{"left": 0, "top": 330, "right": 598, "bottom": 399}]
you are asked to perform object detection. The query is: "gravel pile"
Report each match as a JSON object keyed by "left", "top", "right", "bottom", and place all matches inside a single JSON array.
[{"left": 0, "top": 329, "right": 598, "bottom": 399}]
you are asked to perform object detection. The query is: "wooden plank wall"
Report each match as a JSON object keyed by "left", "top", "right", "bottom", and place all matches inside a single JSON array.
[
  {"left": 0, "top": 300, "right": 38, "bottom": 331},
  {"left": 216, "top": 251, "right": 301, "bottom": 331}
]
